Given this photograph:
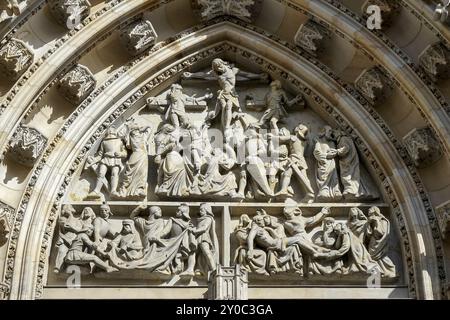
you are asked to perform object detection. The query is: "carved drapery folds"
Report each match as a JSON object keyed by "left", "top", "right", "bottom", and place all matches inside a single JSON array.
[
  {"left": 120, "top": 20, "right": 158, "bottom": 56},
  {"left": 0, "top": 38, "right": 34, "bottom": 80},
  {"left": 419, "top": 42, "right": 450, "bottom": 82},
  {"left": 294, "top": 20, "right": 330, "bottom": 55},
  {"left": 361, "top": 0, "right": 401, "bottom": 28},
  {"left": 192, "top": 0, "right": 262, "bottom": 22},
  {"left": 0, "top": 201, "right": 14, "bottom": 248},
  {"left": 355, "top": 67, "right": 392, "bottom": 105},
  {"left": 49, "top": 0, "right": 91, "bottom": 30},
  {"left": 9, "top": 125, "right": 47, "bottom": 167},
  {"left": 403, "top": 127, "right": 443, "bottom": 168},
  {"left": 208, "top": 264, "right": 248, "bottom": 300},
  {"left": 58, "top": 64, "right": 96, "bottom": 104},
  {"left": 436, "top": 201, "right": 450, "bottom": 240}
]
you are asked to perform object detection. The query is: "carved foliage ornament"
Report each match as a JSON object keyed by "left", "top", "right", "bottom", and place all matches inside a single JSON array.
[
  {"left": 419, "top": 42, "right": 450, "bottom": 82},
  {"left": 354, "top": 66, "right": 392, "bottom": 105},
  {"left": 193, "top": 0, "right": 262, "bottom": 22},
  {"left": 403, "top": 127, "right": 443, "bottom": 168},
  {"left": 294, "top": 20, "right": 331, "bottom": 55},
  {"left": 436, "top": 201, "right": 450, "bottom": 240},
  {"left": 58, "top": 64, "right": 96, "bottom": 104},
  {"left": 9, "top": 125, "right": 47, "bottom": 167},
  {"left": 0, "top": 201, "right": 14, "bottom": 248},
  {"left": 120, "top": 20, "right": 158, "bottom": 56},
  {"left": 0, "top": 38, "right": 34, "bottom": 80},
  {"left": 49, "top": 0, "right": 91, "bottom": 30}
]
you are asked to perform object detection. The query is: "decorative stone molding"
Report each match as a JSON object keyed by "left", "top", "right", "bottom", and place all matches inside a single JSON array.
[
  {"left": 48, "top": 0, "right": 91, "bottom": 30},
  {"left": 361, "top": 0, "right": 401, "bottom": 28},
  {"left": 58, "top": 64, "right": 96, "bottom": 104},
  {"left": 293, "top": 20, "right": 330, "bottom": 55},
  {"left": 0, "top": 38, "right": 33, "bottom": 80},
  {"left": 208, "top": 264, "right": 248, "bottom": 300},
  {"left": 192, "top": 0, "right": 262, "bottom": 21},
  {"left": 436, "top": 201, "right": 450, "bottom": 240},
  {"left": 120, "top": 20, "right": 158, "bottom": 56},
  {"left": 9, "top": 125, "right": 47, "bottom": 167},
  {"left": 0, "top": 282, "right": 9, "bottom": 300},
  {"left": 403, "top": 127, "right": 443, "bottom": 168},
  {"left": 419, "top": 42, "right": 450, "bottom": 82},
  {"left": 354, "top": 67, "right": 392, "bottom": 105},
  {"left": 0, "top": 201, "right": 14, "bottom": 248}
]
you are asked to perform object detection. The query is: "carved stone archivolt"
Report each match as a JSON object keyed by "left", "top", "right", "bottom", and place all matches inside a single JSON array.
[
  {"left": 294, "top": 20, "right": 330, "bottom": 55},
  {"left": 8, "top": 125, "right": 47, "bottom": 167},
  {"left": 58, "top": 64, "right": 96, "bottom": 104},
  {"left": 0, "top": 38, "right": 34, "bottom": 80},
  {"left": 355, "top": 67, "right": 392, "bottom": 105},
  {"left": 120, "top": 19, "right": 158, "bottom": 56},
  {"left": 419, "top": 42, "right": 450, "bottom": 82},
  {"left": 403, "top": 127, "right": 443, "bottom": 168}
]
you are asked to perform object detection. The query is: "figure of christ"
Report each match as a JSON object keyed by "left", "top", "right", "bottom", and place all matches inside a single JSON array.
[{"left": 183, "top": 58, "right": 267, "bottom": 131}]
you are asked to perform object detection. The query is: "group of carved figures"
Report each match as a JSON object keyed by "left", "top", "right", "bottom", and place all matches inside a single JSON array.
[
  {"left": 54, "top": 203, "right": 219, "bottom": 277},
  {"left": 234, "top": 204, "right": 396, "bottom": 278},
  {"left": 84, "top": 58, "right": 377, "bottom": 202}
]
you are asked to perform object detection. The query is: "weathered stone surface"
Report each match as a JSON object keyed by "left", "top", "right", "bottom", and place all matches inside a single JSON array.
[
  {"left": 58, "top": 64, "right": 96, "bottom": 104},
  {"left": 403, "top": 127, "right": 443, "bottom": 168},
  {"left": 0, "top": 38, "right": 33, "bottom": 80},
  {"left": 9, "top": 125, "right": 47, "bottom": 167},
  {"left": 0, "top": 201, "right": 14, "bottom": 248}
]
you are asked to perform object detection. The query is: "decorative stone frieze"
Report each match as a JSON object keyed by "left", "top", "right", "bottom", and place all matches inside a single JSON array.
[
  {"left": 58, "top": 64, "right": 96, "bottom": 104},
  {"left": 294, "top": 20, "right": 331, "bottom": 55},
  {"left": 436, "top": 201, "right": 450, "bottom": 240},
  {"left": 403, "top": 127, "right": 443, "bottom": 168},
  {"left": 192, "top": 0, "right": 262, "bottom": 22},
  {"left": 419, "top": 42, "right": 450, "bottom": 82},
  {"left": 208, "top": 265, "right": 248, "bottom": 300},
  {"left": 355, "top": 67, "right": 392, "bottom": 105},
  {"left": 0, "top": 201, "right": 14, "bottom": 248},
  {"left": 9, "top": 125, "right": 47, "bottom": 167},
  {"left": 0, "top": 38, "right": 34, "bottom": 80},
  {"left": 120, "top": 20, "right": 158, "bottom": 56},
  {"left": 48, "top": 0, "right": 91, "bottom": 30},
  {"left": 361, "top": 0, "right": 401, "bottom": 28}
]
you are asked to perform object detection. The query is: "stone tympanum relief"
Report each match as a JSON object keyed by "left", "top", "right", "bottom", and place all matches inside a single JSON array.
[{"left": 51, "top": 58, "right": 399, "bottom": 287}]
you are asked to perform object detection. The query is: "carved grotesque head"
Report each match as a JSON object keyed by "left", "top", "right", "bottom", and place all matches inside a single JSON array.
[
  {"left": 121, "top": 220, "right": 133, "bottom": 234},
  {"left": 319, "top": 125, "right": 334, "bottom": 141},
  {"left": 294, "top": 124, "right": 308, "bottom": 139},
  {"left": 105, "top": 127, "right": 118, "bottom": 139},
  {"left": 239, "top": 214, "right": 251, "bottom": 228},
  {"left": 349, "top": 207, "right": 365, "bottom": 222},
  {"left": 170, "top": 83, "right": 183, "bottom": 95},
  {"left": 81, "top": 207, "right": 96, "bottom": 220},
  {"left": 323, "top": 217, "right": 335, "bottom": 231}
]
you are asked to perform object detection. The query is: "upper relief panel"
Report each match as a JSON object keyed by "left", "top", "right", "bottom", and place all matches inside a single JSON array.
[{"left": 66, "top": 58, "right": 381, "bottom": 205}]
